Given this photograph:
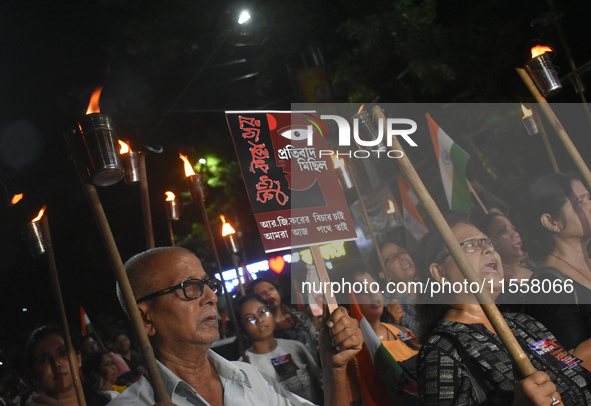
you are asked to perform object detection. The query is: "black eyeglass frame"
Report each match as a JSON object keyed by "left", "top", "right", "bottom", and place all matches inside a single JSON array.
[
  {"left": 437, "top": 238, "right": 500, "bottom": 263},
  {"left": 136, "top": 277, "right": 223, "bottom": 304}
]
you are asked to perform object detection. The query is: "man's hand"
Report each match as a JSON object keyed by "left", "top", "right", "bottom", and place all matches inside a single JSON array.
[
  {"left": 386, "top": 300, "right": 404, "bottom": 325},
  {"left": 513, "top": 371, "right": 561, "bottom": 406},
  {"left": 319, "top": 306, "right": 363, "bottom": 370}
]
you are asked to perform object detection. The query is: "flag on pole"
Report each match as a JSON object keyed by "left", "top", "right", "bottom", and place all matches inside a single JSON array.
[
  {"left": 426, "top": 113, "right": 471, "bottom": 213},
  {"left": 350, "top": 294, "right": 402, "bottom": 406},
  {"left": 398, "top": 176, "right": 428, "bottom": 250},
  {"left": 80, "top": 306, "right": 94, "bottom": 335}
]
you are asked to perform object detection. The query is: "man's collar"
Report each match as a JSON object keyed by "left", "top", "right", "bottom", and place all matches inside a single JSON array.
[{"left": 154, "top": 350, "right": 252, "bottom": 397}]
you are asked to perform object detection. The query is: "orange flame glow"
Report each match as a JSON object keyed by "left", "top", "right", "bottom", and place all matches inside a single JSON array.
[
  {"left": 11, "top": 193, "right": 23, "bottom": 205},
  {"left": 521, "top": 103, "right": 533, "bottom": 118},
  {"left": 357, "top": 104, "right": 365, "bottom": 114},
  {"left": 118, "top": 140, "right": 131, "bottom": 154},
  {"left": 531, "top": 46, "right": 553, "bottom": 59},
  {"left": 86, "top": 86, "right": 103, "bottom": 115},
  {"left": 220, "top": 215, "right": 236, "bottom": 236},
  {"left": 32, "top": 205, "right": 47, "bottom": 222},
  {"left": 179, "top": 154, "right": 196, "bottom": 177},
  {"left": 386, "top": 199, "right": 396, "bottom": 214},
  {"left": 165, "top": 191, "right": 176, "bottom": 201},
  {"left": 331, "top": 155, "right": 345, "bottom": 170}
]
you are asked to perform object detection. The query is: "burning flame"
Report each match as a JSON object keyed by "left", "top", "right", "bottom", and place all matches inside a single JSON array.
[
  {"left": 357, "top": 104, "right": 365, "bottom": 114},
  {"left": 118, "top": 140, "right": 131, "bottom": 154},
  {"left": 86, "top": 86, "right": 103, "bottom": 115},
  {"left": 32, "top": 205, "right": 47, "bottom": 222},
  {"left": 165, "top": 191, "right": 176, "bottom": 201},
  {"left": 521, "top": 103, "right": 533, "bottom": 118},
  {"left": 11, "top": 193, "right": 23, "bottom": 205},
  {"left": 386, "top": 199, "right": 396, "bottom": 214},
  {"left": 331, "top": 155, "right": 345, "bottom": 170},
  {"left": 220, "top": 215, "right": 236, "bottom": 236},
  {"left": 531, "top": 46, "right": 553, "bottom": 59},
  {"left": 179, "top": 154, "right": 196, "bottom": 177}
]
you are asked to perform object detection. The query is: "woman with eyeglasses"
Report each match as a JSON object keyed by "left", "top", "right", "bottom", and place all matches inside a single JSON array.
[
  {"left": 247, "top": 278, "right": 319, "bottom": 360},
  {"left": 234, "top": 293, "right": 322, "bottom": 404},
  {"left": 415, "top": 216, "right": 591, "bottom": 405},
  {"left": 520, "top": 173, "right": 591, "bottom": 352}
]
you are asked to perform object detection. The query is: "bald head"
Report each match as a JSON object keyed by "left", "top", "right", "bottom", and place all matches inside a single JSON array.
[{"left": 117, "top": 246, "right": 197, "bottom": 317}]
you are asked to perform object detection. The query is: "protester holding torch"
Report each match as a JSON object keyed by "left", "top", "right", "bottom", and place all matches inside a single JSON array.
[{"left": 415, "top": 217, "right": 591, "bottom": 405}]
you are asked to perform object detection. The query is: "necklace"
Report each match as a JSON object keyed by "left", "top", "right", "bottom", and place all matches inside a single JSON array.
[{"left": 550, "top": 254, "right": 591, "bottom": 284}]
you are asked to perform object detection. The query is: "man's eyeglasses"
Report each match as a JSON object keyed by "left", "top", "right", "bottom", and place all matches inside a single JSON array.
[
  {"left": 136, "top": 277, "right": 223, "bottom": 304},
  {"left": 385, "top": 248, "right": 409, "bottom": 267},
  {"left": 243, "top": 307, "right": 271, "bottom": 325},
  {"left": 438, "top": 238, "right": 500, "bottom": 262}
]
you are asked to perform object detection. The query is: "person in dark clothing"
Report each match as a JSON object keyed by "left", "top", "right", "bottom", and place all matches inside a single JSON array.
[{"left": 520, "top": 173, "right": 591, "bottom": 351}]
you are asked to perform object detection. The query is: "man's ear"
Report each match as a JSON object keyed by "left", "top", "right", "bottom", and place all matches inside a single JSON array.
[
  {"left": 378, "top": 271, "right": 386, "bottom": 281},
  {"left": 429, "top": 263, "right": 446, "bottom": 283},
  {"left": 137, "top": 303, "right": 155, "bottom": 337},
  {"left": 540, "top": 213, "right": 559, "bottom": 233}
]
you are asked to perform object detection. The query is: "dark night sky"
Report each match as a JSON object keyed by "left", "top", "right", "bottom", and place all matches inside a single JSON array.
[{"left": 1, "top": 0, "right": 591, "bottom": 369}]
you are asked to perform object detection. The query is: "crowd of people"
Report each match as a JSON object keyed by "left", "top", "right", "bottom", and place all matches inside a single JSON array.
[{"left": 2, "top": 171, "right": 591, "bottom": 405}]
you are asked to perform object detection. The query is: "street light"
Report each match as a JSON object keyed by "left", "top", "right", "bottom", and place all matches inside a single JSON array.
[{"left": 238, "top": 10, "right": 251, "bottom": 25}]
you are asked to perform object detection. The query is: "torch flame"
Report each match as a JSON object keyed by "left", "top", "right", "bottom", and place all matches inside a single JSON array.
[
  {"left": 86, "top": 85, "right": 103, "bottom": 115},
  {"left": 521, "top": 103, "right": 533, "bottom": 118},
  {"left": 179, "top": 154, "right": 196, "bottom": 177},
  {"left": 165, "top": 191, "right": 176, "bottom": 201},
  {"left": 118, "top": 140, "right": 131, "bottom": 154},
  {"left": 386, "top": 199, "right": 396, "bottom": 214},
  {"left": 220, "top": 215, "right": 236, "bottom": 236},
  {"left": 357, "top": 104, "right": 366, "bottom": 114},
  {"left": 531, "top": 46, "right": 553, "bottom": 59},
  {"left": 11, "top": 193, "right": 23, "bottom": 205},
  {"left": 32, "top": 205, "right": 47, "bottom": 222},
  {"left": 331, "top": 155, "right": 345, "bottom": 170}
]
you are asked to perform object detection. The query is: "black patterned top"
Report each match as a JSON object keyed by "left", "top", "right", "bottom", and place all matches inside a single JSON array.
[
  {"left": 274, "top": 310, "right": 319, "bottom": 360},
  {"left": 418, "top": 313, "right": 591, "bottom": 406}
]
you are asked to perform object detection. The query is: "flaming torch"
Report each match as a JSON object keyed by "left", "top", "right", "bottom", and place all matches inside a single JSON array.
[
  {"left": 520, "top": 104, "right": 560, "bottom": 172},
  {"left": 21, "top": 206, "right": 47, "bottom": 257},
  {"left": 10, "top": 193, "right": 23, "bottom": 206},
  {"left": 165, "top": 191, "right": 180, "bottom": 246},
  {"left": 65, "top": 89, "right": 169, "bottom": 401},
  {"left": 119, "top": 140, "right": 140, "bottom": 183},
  {"left": 221, "top": 215, "right": 245, "bottom": 296},
  {"left": 520, "top": 103, "right": 539, "bottom": 136},
  {"left": 120, "top": 140, "right": 154, "bottom": 248},
  {"left": 331, "top": 155, "right": 353, "bottom": 189},
  {"left": 179, "top": 154, "right": 241, "bottom": 330},
  {"left": 21, "top": 207, "right": 87, "bottom": 406},
  {"left": 525, "top": 46, "right": 562, "bottom": 97},
  {"left": 73, "top": 86, "right": 123, "bottom": 186}
]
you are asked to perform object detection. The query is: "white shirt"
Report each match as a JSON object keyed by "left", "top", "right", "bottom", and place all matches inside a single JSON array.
[{"left": 107, "top": 350, "right": 316, "bottom": 406}]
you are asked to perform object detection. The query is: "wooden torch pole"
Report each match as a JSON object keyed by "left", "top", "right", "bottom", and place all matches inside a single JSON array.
[
  {"left": 348, "top": 163, "right": 389, "bottom": 278},
  {"left": 65, "top": 133, "right": 170, "bottom": 403},
  {"left": 517, "top": 68, "right": 591, "bottom": 188},
  {"left": 138, "top": 152, "right": 155, "bottom": 249},
  {"left": 40, "top": 215, "right": 87, "bottom": 406},
  {"left": 372, "top": 107, "right": 536, "bottom": 377}
]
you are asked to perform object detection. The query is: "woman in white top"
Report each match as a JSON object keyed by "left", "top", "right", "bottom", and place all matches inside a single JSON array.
[{"left": 235, "top": 293, "right": 322, "bottom": 404}]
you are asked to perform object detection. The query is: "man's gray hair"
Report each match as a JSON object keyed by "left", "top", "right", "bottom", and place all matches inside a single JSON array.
[{"left": 117, "top": 246, "right": 194, "bottom": 318}]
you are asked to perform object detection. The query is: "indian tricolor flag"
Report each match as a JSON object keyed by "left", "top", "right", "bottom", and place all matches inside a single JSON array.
[
  {"left": 398, "top": 176, "right": 428, "bottom": 250},
  {"left": 426, "top": 113, "right": 471, "bottom": 213},
  {"left": 350, "top": 294, "right": 401, "bottom": 406},
  {"left": 80, "top": 306, "right": 94, "bottom": 335}
]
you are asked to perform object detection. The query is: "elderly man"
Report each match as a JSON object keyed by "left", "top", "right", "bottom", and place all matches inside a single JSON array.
[{"left": 108, "top": 247, "right": 362, "bottom": 406}]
